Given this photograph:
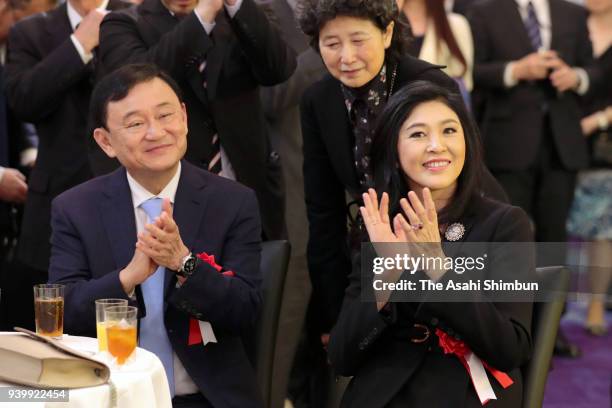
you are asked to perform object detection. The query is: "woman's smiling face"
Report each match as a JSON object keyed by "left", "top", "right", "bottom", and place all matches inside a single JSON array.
[{"left": 397, "top": 99, "right": 466, "bottom": 198}]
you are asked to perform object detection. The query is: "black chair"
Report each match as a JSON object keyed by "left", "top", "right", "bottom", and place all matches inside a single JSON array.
[
  {"left": 254, "top": 240, "right": 290, "bottom": 408},
  {"left": 522, "top": 266, "right": 570, "bottom": 408}
]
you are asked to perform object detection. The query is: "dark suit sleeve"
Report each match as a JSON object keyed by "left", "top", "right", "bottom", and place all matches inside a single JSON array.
[
  {"left": 329, "top": 206, "right": 534, "bottom": 376},
  {"left": 260, "top": 48, "right": 326, "bottom": 118},
  {"left": 5, "top": 24, "right": 90, "bottom": 122},
  {"left": 468, "top": 6, "right": 509, "bottom": 90},
  {"left": 226, "top": 0, "right": 296, "bottom": 86},
  {"left": 168, "top": 188, "right": 262, "bottom": 335},
  {"left": 100, "top": 11, "right": 214, "bottom": 80},
  {"left": 48, "top": 196, "right": 135, "bottom": 336},
  {"left": 301, "top": 88, "right": 352, "bottom": 334},
  {"left": 327, "top": 251, "right": 392, "bottom": 376},
  {"left": 100, "top": 0, "right": 295, "bottom": 86},
  {"left": 571, "top": 7, "right": 596, "bottom": 97}
]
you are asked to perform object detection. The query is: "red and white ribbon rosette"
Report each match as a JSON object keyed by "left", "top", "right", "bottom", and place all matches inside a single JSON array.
[
  {"left": 436, "top": 329, "right": 514, "bottom": 405},
  {"left": 187, "top": 252, "right": 235, "bottom": 346}
]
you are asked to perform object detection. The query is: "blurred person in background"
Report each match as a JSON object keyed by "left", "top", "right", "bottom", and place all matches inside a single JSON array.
[
  {"left": 3, "top": 0, "right": 129, "bottom": 330},
  {"left": 567, "top": 0, "right": 612, "bottom": 336},
  {"left": 469, "top": 0, "right": 596, "bottom": 357},
  {"left": 0, "top": 0, "right": 56, "bottom": 330},
  {"left": 398, "top": 0, "right": 474, "bottom": 103}
]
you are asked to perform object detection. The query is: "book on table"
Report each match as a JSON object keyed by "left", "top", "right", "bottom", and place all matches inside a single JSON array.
[{"left": 0, "top": 327, "right": 110, "bottom": 388}]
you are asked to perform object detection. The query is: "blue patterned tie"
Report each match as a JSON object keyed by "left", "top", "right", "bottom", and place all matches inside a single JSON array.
[
  {"left": 525, "top": 2, "right": 542, "bottom": 51},
  {"left": 138, "top": 197, "right": 175, "bottom": 397}
]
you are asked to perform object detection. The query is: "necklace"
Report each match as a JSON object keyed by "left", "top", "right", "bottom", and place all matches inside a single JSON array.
[{"left": 388, "top": 63, "right": 398, "bottom": 96}]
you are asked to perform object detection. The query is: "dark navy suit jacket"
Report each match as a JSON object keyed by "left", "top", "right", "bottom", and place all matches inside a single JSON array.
[{"left": 49, "top": 161, "right": 264, "bottom": 407}]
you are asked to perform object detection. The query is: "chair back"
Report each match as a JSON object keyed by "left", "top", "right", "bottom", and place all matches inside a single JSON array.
[
  {"left": 522, "top": 266, "right": 570, "bottom": 408},
  {"left": 254, "top": 240, "right": 290, "bottom": 407}
]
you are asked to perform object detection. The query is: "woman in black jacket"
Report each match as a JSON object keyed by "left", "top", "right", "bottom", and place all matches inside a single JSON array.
[
  {"left": 329, "top": 81, "right": 534, "bottom": 407},
  {"left": 297, "top": 0, "right": 461, "bottom": 346},
  {"left": 297, "top": 0, "right": 507, "bottom": 344}
]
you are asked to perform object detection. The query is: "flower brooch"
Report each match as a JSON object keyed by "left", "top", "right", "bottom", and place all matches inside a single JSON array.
[{"left": 444, "top": 222, "right": 466, "bottom": 241}]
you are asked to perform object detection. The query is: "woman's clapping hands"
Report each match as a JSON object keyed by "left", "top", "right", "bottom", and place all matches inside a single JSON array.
[{"left": 359, "top": 187, "right": 441, "bottom": 244}]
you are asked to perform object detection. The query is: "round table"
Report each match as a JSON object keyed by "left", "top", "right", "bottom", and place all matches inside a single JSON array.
[{"left": 0, "top": 333, "right": 172, "bottom": 408}]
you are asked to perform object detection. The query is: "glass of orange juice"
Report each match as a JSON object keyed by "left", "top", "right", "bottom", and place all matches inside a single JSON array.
[
  {"left": 104, "top": 306, "right": 138, "bottom": 365},
  {"left": 95, "top": 299, "right": 128, "bottom": 351}
]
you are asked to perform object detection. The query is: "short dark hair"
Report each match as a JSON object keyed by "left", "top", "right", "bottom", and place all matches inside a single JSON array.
[
  {"left": 89, "top": 63, "right": 183, "bottom": 132},
  {"left": 371, "top": 80, "right": 484, "bottom": 224},
  {"left": 296, "top": 0, "right": 410, "bottom": 62}
]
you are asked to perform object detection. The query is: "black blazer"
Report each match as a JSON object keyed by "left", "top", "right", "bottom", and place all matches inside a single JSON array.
[
  {"left": 4, "top": 0, "right": 129, "bottom": 271},
  {"left": 328, "top": 197, "right": 534, "bottom": 408},
  {"left": 301, "top": 57, "right": 461, "bottom": 333},
  {"left": 0, "top": 64, "right": 32, "bottom": 236},
  {"left": 49, "top": 161, "right": 264, "bottom": 407},
  {"left": 98, "top": 0, "right": 297, "bottom": 239},
  {"left": 469, "top": 0, "right": 593, "bottom": 171}
]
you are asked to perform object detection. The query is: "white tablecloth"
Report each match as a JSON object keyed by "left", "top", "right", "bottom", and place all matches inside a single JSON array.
[{"left": 0, "top": 333, "right": 172, "bottom": 408}]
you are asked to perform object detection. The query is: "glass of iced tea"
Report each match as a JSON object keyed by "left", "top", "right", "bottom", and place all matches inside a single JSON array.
[
  {"left": 104, "top": 305, "right": 138, "bottom": 365},
  {"left": 33, "top": 284, "right": 64, "bottom": 338},
  {"left": 95, "top": 299, "right": 128, "bottom": 352}
]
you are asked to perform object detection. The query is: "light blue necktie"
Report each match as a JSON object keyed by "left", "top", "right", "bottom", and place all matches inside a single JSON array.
[{"left": 138, "top": 197, "right": 175, "bottom": 397}]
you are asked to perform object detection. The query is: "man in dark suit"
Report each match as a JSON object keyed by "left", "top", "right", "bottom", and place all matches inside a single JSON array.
[
  {"left": 0, "top": 62, "right": 29, "bottom": 330},
  {"left": 49, "top": 63, "right": 263, "bottom": 408},
  {"left": 4, "top": 0, "right": 129, "bottom": 278},
  {"left": 98, "top": 0, "right": 296, "bottom": 240},
  {"left": 0, "top": 0, "right": 57, "bottom": 330},
  {"left": 468, "top": 0, "right": 594, "bottom": 356}
]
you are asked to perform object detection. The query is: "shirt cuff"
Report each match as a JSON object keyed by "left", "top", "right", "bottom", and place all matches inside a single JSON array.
[
  {"left": 70, "top": 34, "right": 94, "bottom": 64},
  {"left": 194, "top": 11, "right": 216, "bottom": 34},
  {"left": 0, "top": 166, "right": 5, "bottom": 184},
  {"left": 194, "top": 0, "right": 243, "bottom": 34},
  {"left": 573, "top": 67, "right": 589, "bottom": 95},
  {"left": 224, "top": 0, "right": 243, "bottom": 18},
  {"left": 504, "top": 62, "right": 519, "bottom": 88},
  {"left": 20, "top": 147, "right": 37, "bottom": 167},
  {"left": 127, "top": 288, "right": 136, "bottom": 300}
]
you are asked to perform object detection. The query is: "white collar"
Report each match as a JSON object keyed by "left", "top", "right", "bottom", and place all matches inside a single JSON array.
[
  {"left": 286, "top": 0, "right": 298, "bottom": 12},
  {"left": 66, "top": 0, "right": 109, "bottom": 31},
  {"left": 126, "top": 162, "right": 182, "bottom": 210},
  {"left": 514, "top": 0, "right": 551, "bottom": 29}
]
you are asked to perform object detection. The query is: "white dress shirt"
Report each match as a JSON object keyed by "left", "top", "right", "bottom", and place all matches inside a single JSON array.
[
  {"left": 67, "top": 0, "right": 109, "bottom": 64},
  {"left": 125, "top": 163, "right": 200, "bottom": 396}
]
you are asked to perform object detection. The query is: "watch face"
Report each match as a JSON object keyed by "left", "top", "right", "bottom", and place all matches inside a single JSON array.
[{"left": 183, "top": 256, "right": 197, "bottom": 275}]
